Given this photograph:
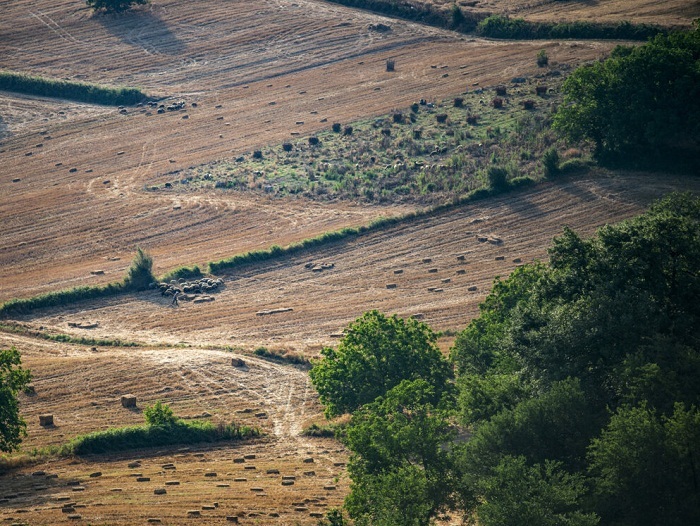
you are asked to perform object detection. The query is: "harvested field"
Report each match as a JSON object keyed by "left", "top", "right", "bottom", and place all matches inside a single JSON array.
[
  {"left": 14, "top": 171, "right": 700, "bottom": 351},
  {"left": 1, "top": 0, "right": 612, "bottom": 302}
]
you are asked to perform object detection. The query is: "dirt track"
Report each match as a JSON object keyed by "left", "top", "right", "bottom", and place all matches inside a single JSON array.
[{"left": 1, "top": 0, "right": 612, "bottom": 302}]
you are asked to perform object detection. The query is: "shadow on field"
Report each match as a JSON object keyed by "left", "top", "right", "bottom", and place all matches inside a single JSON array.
[{"left": 97, "top": 8, "right": 186, "bottom": 56}]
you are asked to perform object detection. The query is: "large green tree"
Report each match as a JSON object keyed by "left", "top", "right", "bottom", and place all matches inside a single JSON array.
[
  {"left": 554, "top": 24, "right": 700, "bottom": 162},
  {"left": 309, "top": 311, "right": 453, "bottom": 417},
  {"left": 0, "top": 347, "right": 32, "bottom": 452}
]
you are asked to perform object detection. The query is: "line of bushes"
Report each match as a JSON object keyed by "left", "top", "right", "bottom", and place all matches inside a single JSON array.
[
  {"left": 476, "top": 15, "right": 664, "bottom": 41},
  {"left": 0, "top": 70, "right": 148, "bottom": 106},
  {"left": 325, "top": 0, "right": 481, "bottom": 32},
  {"left": 208, "top": 215, "right": 407, "bottom": 273},
  {"left": 65, "top": 419, "right": 259, "bottom": 455},
  {"left": 0, "top": 248, "right": 154, "bottom": 318},
  {"left": 252, "top": 346, "right": 311, "bottom": 367}
]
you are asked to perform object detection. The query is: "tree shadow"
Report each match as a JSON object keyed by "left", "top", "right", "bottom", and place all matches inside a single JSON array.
[{"left": 96, "top": 8, "right": 186, "bottom": 56}]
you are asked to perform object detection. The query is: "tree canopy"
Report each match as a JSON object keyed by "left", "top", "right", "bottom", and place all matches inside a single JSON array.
[
  {"left": 309, "top": 310, "right": 453, "bottom": 417},
  {"left": 0, "top": 347, "right": 32, "bottom": 453},
  {"left": 86, "top": 0, "right": 149, "bottom": 14},
  {"left": 554, "top": 24, "right": 700, "bottom": 164}
]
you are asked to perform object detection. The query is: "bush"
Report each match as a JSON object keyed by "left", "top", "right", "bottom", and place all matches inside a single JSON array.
[
  {"left": 537, "top": 49, "right": 549, "bottom": 67},
  {"left": 0, "top": 70, "right": 147, "bottom": 106},
  {"left": 487, "top": 165, "right": 509, "bottom": 192},
  {"left": 144, "top": 401, "right": 178, "bottom": 427},
  {"left": 542, "top": 147, "right": 560, "bottom": 178},
  {"left": 123, "top": 247, "right": 155, "bottom": 291}
]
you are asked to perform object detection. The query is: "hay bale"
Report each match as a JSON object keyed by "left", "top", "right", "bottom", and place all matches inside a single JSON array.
[
  {"left": 386, "top": 59, "right": 395, "bottom": 72},
  {"left": 165, "top": 481, "right": 180, "bottom": 486},
  {"left": 136, "top": 477, "right": 150, "bottom": 482},
  {"left": 39, "top": 414, "right": 53, "bottom": 426},
  {"left": 121, "top": 395, "right": 137, "bottom": 408},
  {"left": 454, "top": 97, "right": 464, "bottom": 107},
  {"left": 303, "top": 471, "right": 316, "bottom": 476},
  {"left": 187, "top": 510, "right": 201, "bottom": 517},
  {"left": 513, "top": 258, "right": 522, "bottom": 263},
  {"left": 428, "top": 268, "right": 438, "bottom": 273},
  {"left": 244, "top": 454, "right": 256, "bottom": 459},
  {"left": 456, "top": 269, "right": 466, "bottom": 275},
  {"left": 436, "top": 114, "right": 448, "bottom": 123},
  {"left": 202, "top": 505, "right": 216, "bottom": 510},
  {"left": 457, "top": 255, "right": 466, "bottom": 261},
  {"left": 147, "top": 520, "right": 162, "bottom": 524},
  {"left": 386, "top": 283, "right": 397, "bottom": 289},
  {"left": 282, "top": 480, "right": 295, "bottom": 486},
  {"left": 233, "top": 458, "right": 245, "bottom": 464},
  {"left": 204, "top": 472, "right": 217, "bottom": 477},
  {"left": 468, "top": 286, "right": 478, "bottom": 291},
  {"left": 303, "top": 458, "right": 314, "bottom": 463},
  {"left": 128, "top": 461, "right": 141, "bottom": 468},
  {"left": 422, "top": 258, "right": 432, "bottom": 263},
  {"left": 231, "top": 358, "right": 245, "bottom": 367},
  {"left": 89, "top": 472, "right": 102, "bottom": 478},
  {"left": 226, "top": 517, "right": 239, "bottom": 523},
  {"left": 154, "top": 488, "right": 167, "bottom": 495},
  {"left": 323, "top": 485, "right": 337, "bottom": 490},
  {"left": 266, "top": 469, "right": 280, "bottom": 474},
  {"left": 495, "top": 256, "right": 505, "bottom": 261},
  {"left": 442, "top": 278, "right": 451, "bottom": 283}
]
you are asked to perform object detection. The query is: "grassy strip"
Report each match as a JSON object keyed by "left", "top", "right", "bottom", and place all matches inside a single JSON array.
[
  {"left": 208, "top": 215, "right": 407, "bottom": 273},
  {"left": 0, "top": 70, "right": 148, "bottom": 106},
  {"left": 65, "top": 420, "right": 260, "bottom": 456},
  {"left": 252, "top": 346, "right": 312, "bottom": 367},
  {"left": 208, "top": 177, "right": 534, "bottom": 274},
  {"left": 0, "top": 322, "right": 139, "bottom": 347},
  {"left": 476, "top": 15, "right": 665, "bottom": 41},
  {"left": 301, "top": 422, "right": 347, "bottom": 438}
]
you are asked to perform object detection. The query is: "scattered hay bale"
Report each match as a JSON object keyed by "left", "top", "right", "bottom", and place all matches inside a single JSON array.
[
  {"left": 324, "top": 485, "right": 337, "bottom": 490},
  {"left": 386, "top": 59, "right": 395, "bottom": 72},
  {"left": 90, "top": 270, "right": 105, "bottom": 275},
  {"left": 256, "top": 307, "right": 293, "bottom": 316},
  {"left": 303, "top": 471, "right": 316, "bottom": 476},
  {"left": 394, "top": 269, "right": 404, "bottom": 274},
  {"left": 187, "top": 510, "right": 201, "bottom": 517},
  {"left": 386, "top": 283, "right": 397, "bottom": 289},
  {"left": 456, "top": 269, "right": 466, "bottom": 275},
  {"left": 282, "top": 143, "right": 293, "bottom": 152},
  {"left": 513, "top": 257, "right": 522, "bottom": 263},
  {"left": 454, "top": 97, "right": 464, "bottom": 107},
  {"left": 147, "top": 520, "right": 162, "bottom": 524},
  {"left": 457, "top": 255, "right": 466, "bottom": 261},
  {"left": 244, "top": 466, "right": 256, "bottom": 470},
  {"left": 495, "top": 256, "right": 505, "bottom": 261},
  {"left": 233, "top": 458, "right": 245, "bottom": 464},
  {"left": 234, "top": 478, "right": 247, "bottom": 482},
  {"left": 311, "top": 512, "right": 324, "bottom": 518},
  {"left": 204, "top": 472, "right": 217, "bottom": 478},
  {"left": 128, "top": 461, "right": 141, "bottom": 469},
  {"left": 165, "top": 481, "right": 180, "bottom": 486},
  {"left": 250, "top": 487, "right": 265, "bottom": 492},
  {"left": 282, "top": 480, "right": 295, "bottom": 486},
  {"left": 244, "top": 454, "right": 256, "bottom": 460},
  {"left": 217, "top": 484, "right": 230, "bottom": 488},
  {"left": 32, "top": 471, "right": 46, "bottom": 477},
  {"left": 477, "top": 236, "right": 488, "bottom": 242},
  {"left": 303, "top": 458, "right": 314, "bottom": 463},
  {"left": 428, "top": 268, "right": 438, "bottom": 273},
  {"left": 442, "top": 278, "right": 451, "bottom": 283},
  {"left": 422, "top": 257, "right": 432, "bottom": 263},
  {"left": 39, "top": 414, "right": 53, "bottom": 426},
  {"left": 62, "top": 507, "right": 76, "bottom": 513},
  {"left": 202, "top": 505, "right": 216, "bottom": 510},
  {"left": 468, "top": 286, "right": 478, "bottom": 291},
  {"left": 436, "top": 114, "right": 448, "bottom": 123},
  {"left": 154, "top": 488, "right": 167, "bottom": 495},
  {"left": 266, "top": 469, "right": 280, "bottom": 475},
  {"left": 136, "top": 477, "right": 150, "bottom": 482},
  {"left": 295, "top": 506, "right": 308, "bottom": 511},
  {"left": 432, "top": 288, "right": 444, "bottom": 293},
  {"left": 89, "top": 472, "right": 102, "bottom": 478},
  {"left": 67, "top": 514, "right": 82, "bottom": 520},
  {"left": 226, "top": 517, "right": 239, "bottom": 523},
  {"left": 121, "top": 395, "right": 137, "bottom": 408},
  {"left": 72, "top": 487, "right": 86, "bottom": 492},
  {"left": 255, "top": 412, "right": 268, "bottom": 419},
  {"left": 231, "top": 358, "right": 245, "bottom": 367}
]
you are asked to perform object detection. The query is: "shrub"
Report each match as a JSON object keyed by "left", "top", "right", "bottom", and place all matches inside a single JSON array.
[
  {"left": 487, "top": 165, "right": 509, "bottom": 191},
  {"left": 542, "top": 147, "right": 560, "bottom": 178},
  {"left": 537, "top": 49, "right": 549, "bottom": 67},
  {"left": 123, "top": 247, "right": 155, "bottom": 291},
  {"left": 144, "top": 401, "right": 178, "bottom": 427}
]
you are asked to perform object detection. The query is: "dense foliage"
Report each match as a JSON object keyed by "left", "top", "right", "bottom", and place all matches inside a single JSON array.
[
  {"left": 86, "top": 0, "right": 149, "bottom": 14},
  {"left": 67, "top": 401, "right": 259, "bottom": 455},
  {"left": 312, "top": 193, "right": 700, "bottom": 525},
  {"left": 309, "top": 311, "right": 453, "bottom": 417},
  {"left": 554, "top": 24, "right": 700, "bottom": 164},
  {"left": 0, "top": 70, "right": 147, "bottom": 106},
  {"left": 0, "top": 348, "right": 32, "bottom": 452}
]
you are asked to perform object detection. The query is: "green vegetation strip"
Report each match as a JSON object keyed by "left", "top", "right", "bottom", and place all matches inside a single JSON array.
[
  {"left": 64, "top": 420, "right": 260, "bottom": 456},
  {"left": 324, "top": 0, "right": 664, "bottom": 41},
  {"left": 0, "top": 70, "right": 148, "bottom": 106},
  {"left": 0, "top": 323, "right": 139, "bottom": 347}
]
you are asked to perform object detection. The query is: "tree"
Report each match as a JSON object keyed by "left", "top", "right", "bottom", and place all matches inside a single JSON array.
[
  {"left": 144, "top": 400, "right": 178, "bottom": 427},
  {"left": 588, "top": 403, "right": 700, "bottom": 525},
  {"left": 86, "top": 0, "right": 149, "bottom": 14},
  {"left": 309, "top": 311, "right": 453, "bottom": 417},
  {"left": 477, "top": 456, "right": 598, "bottom": 526},
  {"left": 554, "top": 24, "right": 700, "bottom": 162},
  {"left": 344, "top": 380, "right": 455, "bottom": 526},
  {"left": 0, "top": 347, "right": 32, "bottom": 453}
]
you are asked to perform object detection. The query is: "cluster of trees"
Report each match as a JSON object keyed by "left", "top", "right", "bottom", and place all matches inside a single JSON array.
[
  {"left": 86, "top": 0, "right": 149, "bottom": 13},
  {"left": 311, "top": 193, "right": 700, "bottom": 525},
  {"left": 555, "top": 23, "right": 700, "bottom": 165}
]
